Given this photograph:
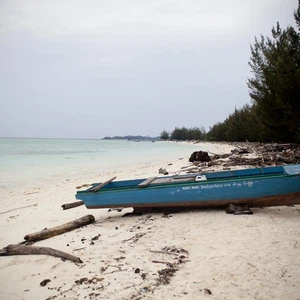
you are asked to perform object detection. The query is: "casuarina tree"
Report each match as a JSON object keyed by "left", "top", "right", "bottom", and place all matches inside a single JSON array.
[{"left": 248, "top": 1, "right": 300, "bottom": 142}]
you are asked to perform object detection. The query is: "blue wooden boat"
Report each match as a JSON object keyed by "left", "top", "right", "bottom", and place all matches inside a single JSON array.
[{"left": 75, "top": 165, "right": 300, "bottom": 210}]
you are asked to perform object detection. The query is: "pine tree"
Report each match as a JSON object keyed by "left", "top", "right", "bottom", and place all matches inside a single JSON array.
[{"left": 247, "top": 2, "right": 300, "bottom": 142}]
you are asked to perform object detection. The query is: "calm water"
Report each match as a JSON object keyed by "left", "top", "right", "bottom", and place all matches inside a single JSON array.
[{"left": 0, "top": 138, "right": 206, "bottom": 187}]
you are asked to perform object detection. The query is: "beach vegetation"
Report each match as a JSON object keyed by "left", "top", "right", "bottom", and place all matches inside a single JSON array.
[
  {"left": 170, "top": 127, "right": 206, "bottom": 141},
  {"left": 160, "top": 130, "right": 170, "bottom": 140},
  {"left": 206, "top": 2, "right": 300, "bottom": 143},
  {"left": 247, "top": 2, "right": 300, "bottom": 142},
  {"left": 206, "top": 105, "right": 263, "bottom": 142}
]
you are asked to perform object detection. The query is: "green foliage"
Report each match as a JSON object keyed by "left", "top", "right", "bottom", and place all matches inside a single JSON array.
[
  {"left": 206, "top": 122, "right": 227, "bottom": 141},
  {"left": 170, "top": 127, "right": 205, "bottom": 141},
  {"left": 206, "top": 105, "right": 263, "bottom": 142},
  {"left": 247, "top": 2, "right": 300, "bottom": 142},
  {"left": 294, "top": 1, "right": 300, "bottom": 30},
  {"left": 160, "top": 3, "right": 300, "bottom": 143},
  {"left": 160, "top": 130, "right": 170, "bottom": 140}
]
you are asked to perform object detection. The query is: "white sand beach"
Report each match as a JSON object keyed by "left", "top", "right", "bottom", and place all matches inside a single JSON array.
[{"left": 0, "top": 142, "right": 300, "bottom": 300}]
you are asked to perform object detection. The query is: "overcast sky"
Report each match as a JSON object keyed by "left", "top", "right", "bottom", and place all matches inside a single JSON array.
[{"left": 0, "top": 0, "right": 297, "bottom": 138}]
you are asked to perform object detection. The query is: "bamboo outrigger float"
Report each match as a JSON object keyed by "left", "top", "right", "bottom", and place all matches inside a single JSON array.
[{"left": 75, "top": 165, "right": 300, "bottom": 212}]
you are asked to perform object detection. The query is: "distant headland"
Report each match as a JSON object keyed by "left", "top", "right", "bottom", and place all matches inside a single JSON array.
[{"left": 102, "top": 135, "right": 160, "bottom": 141}]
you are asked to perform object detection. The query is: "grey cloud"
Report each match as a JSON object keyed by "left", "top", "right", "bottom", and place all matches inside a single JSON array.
[{"left": 0, "top": 0, "right": 298, "bottom": 138}]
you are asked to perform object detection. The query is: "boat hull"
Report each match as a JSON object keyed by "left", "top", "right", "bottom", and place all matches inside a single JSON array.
[
  {"left": 84, "top": 192, "right": 300, "bottom": 209},
  {"left": 76, "top": 171, "right": 300, "bottom": 209}
]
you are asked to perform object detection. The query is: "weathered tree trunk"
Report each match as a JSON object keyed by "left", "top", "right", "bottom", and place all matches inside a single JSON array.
[
  {"left": 0, "top": 244, "right": 82, "bottom": 263},
  {"left": 61, "top": 201, "right": 84, "bottom": 210},
  {"left": 24, "top": 215, "right": 95, "bottom": 242}
]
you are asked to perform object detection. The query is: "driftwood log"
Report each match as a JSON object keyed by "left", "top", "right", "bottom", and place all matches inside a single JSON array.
[
  {"left": 0, "top": 244, "right": 82, "bottom": 263},
  {"left": 24, "top": 214, "right": 95, "bottom": 243},
  {"left": 61, "top": 201, "right": 84, "bottom": 210}
]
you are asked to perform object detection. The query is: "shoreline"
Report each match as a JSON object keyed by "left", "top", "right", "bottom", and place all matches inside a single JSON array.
[
  {"left": 0, "top": 141, "right": 234, "bottom": 194},
  {"left": 1, "top": 142, "right": 299, "bottom": 300}
]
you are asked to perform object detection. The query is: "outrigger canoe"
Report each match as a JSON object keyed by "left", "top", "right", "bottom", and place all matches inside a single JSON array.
[{"left": 75, "top": 164, "right": 300, "bottom": 211}]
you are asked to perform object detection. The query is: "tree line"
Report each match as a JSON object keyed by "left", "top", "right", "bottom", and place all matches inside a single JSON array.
[
  {"left": 160, "top": 127, "right": 206, "bottom": 141},
  {"left": 161, "top": 2, "right": 300, "bottom": 143}
]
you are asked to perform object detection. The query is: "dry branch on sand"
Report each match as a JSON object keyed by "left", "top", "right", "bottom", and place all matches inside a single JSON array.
[{"left": 0, "top": 244, "right": 83, "bottom": 264}]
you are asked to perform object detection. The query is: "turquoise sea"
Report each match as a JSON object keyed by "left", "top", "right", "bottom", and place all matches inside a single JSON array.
[{"left": 0, "top": 138, "right": 208, "bottom": 187}]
